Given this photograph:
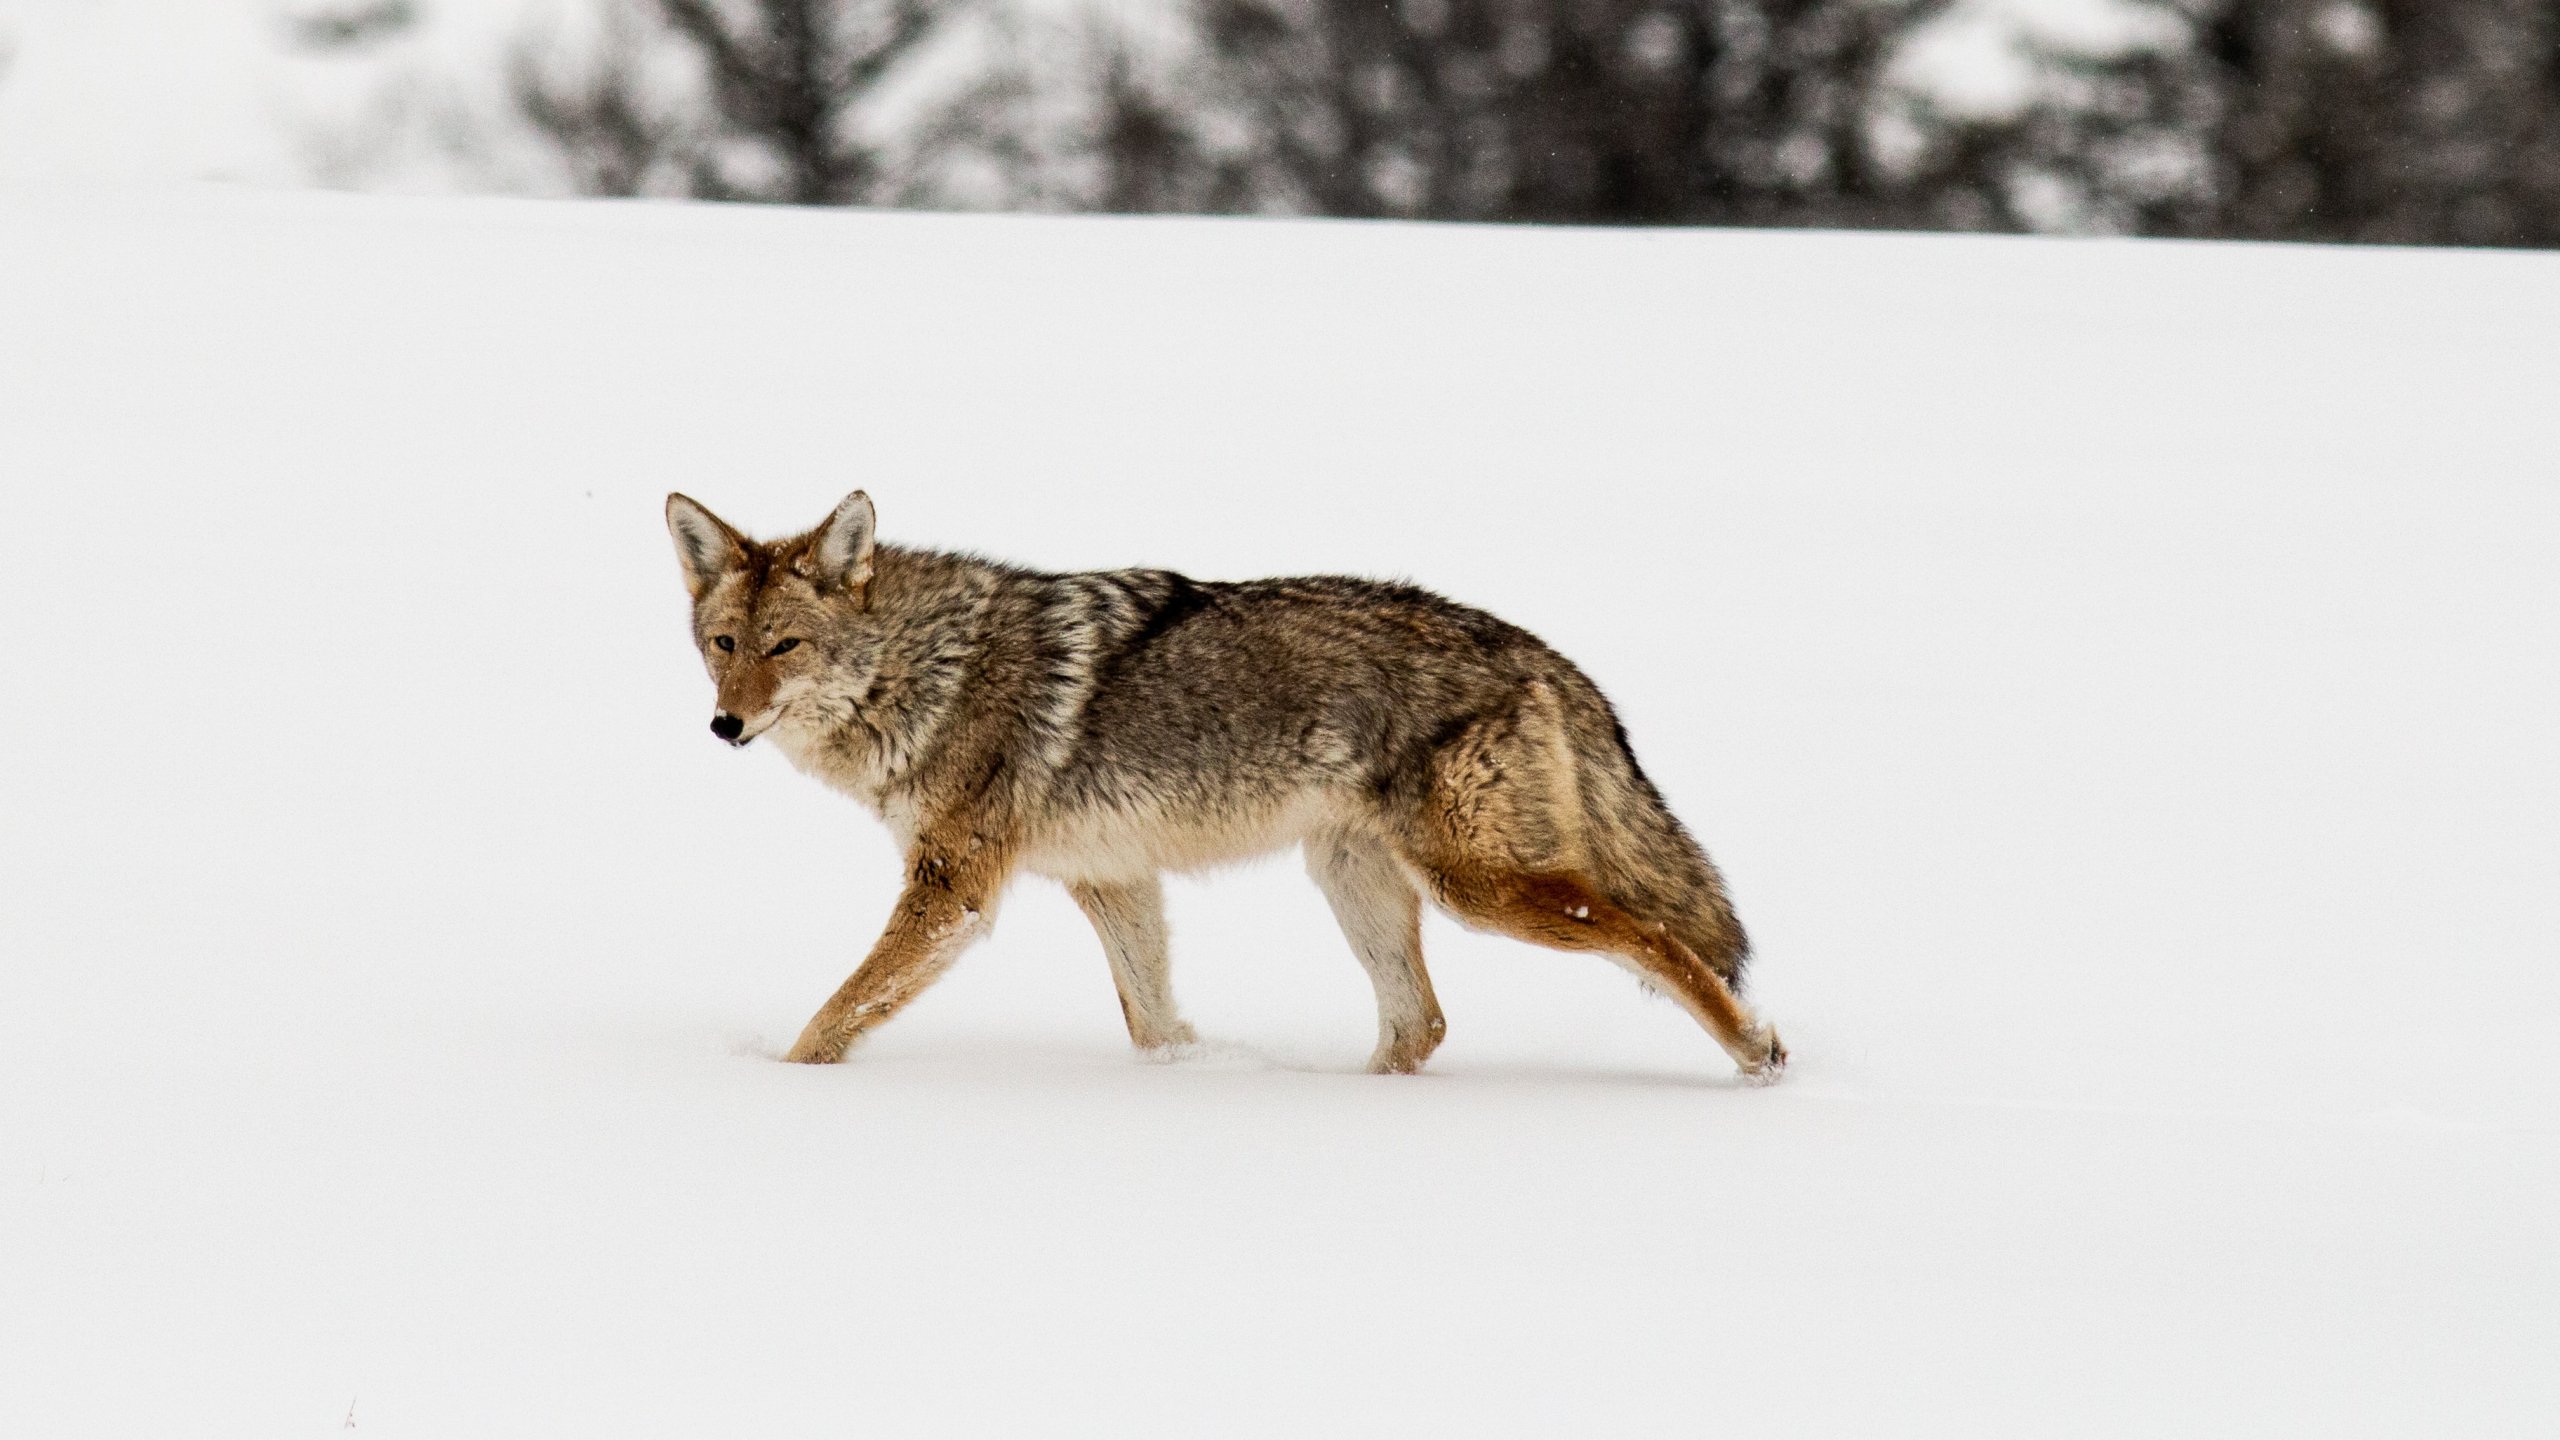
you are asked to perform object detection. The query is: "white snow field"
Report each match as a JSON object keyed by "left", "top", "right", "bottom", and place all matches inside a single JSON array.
[{"left": 2, "top": 186, "right": 2555, "bottom": 1437}]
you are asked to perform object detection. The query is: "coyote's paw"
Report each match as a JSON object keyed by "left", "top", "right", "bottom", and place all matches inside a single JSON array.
[
  {"left": 1132, "top": 1021, "right": 1200, "bottom": 1059},
  {"left": 1368, "top": 1040, "right": 1442, "bottom": 1076},
  {"left": 1367, "top": 1013, "right": 1447, "bottom": 1076},
  {"left": 782, "top": 1028, "right": 849, "bottom": 1065},
  {"left": 1738, "top": 1029, "right": 1788, "bottom": 1087}
]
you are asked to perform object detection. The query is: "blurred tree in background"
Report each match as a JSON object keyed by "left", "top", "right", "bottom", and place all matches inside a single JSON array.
[
  {"left": 2013, "top": 0, "right": 2560, "bottom": 245},
  {"left": 1105, "top": 0, "right": 2014, "bottom": 227},
  {"left": 491, "top": 0, "right": 2560, "bottom": 247},
  {"left": 512, "top": 0, "right": 963, "bottom": 202},
  {"left": 511, "top": 6, "right": 700, "bottom": 196}
]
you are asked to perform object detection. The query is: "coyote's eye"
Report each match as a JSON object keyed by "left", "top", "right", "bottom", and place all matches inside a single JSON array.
[
  {"left": 769, "top": 638, "right": 802, "bottom": 657},
  {"left": 713, "top": 635, "right": 735, "bottom": 653}
]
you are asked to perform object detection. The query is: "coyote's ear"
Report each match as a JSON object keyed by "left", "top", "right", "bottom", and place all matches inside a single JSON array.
[
  {"left": 809, "top": 489, "right": 877, "bottom": 597},
  {"left": 666, "top": 493, "right": 748, "bottom": 600}
]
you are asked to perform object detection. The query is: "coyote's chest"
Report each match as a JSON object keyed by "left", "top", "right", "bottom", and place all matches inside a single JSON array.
[{"left": 766, "top": 719, "right": 924, "bottom": 845}]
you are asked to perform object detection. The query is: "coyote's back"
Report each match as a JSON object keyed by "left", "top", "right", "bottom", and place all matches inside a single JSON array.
[{"left": 667, "top": 490, "right": 1783, "bottom": 1081}]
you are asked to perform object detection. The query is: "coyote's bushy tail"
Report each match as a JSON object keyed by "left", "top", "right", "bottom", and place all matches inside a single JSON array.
[{"left": 1560, "top": 680, "right": 1753, "bottom": 990}]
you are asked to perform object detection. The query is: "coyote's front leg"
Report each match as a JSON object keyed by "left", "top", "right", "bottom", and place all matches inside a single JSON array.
[{"left": 784, "top": 836, "right": 1014, "bottom": 1064}]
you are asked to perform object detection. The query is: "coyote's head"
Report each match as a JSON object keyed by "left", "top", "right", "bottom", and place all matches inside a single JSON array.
[{"left": 664, "top": 489, "right": 879, "bottom": 748}]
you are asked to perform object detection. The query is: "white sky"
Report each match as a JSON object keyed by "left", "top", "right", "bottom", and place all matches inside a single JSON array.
[{"left": 0, "top": 0, "right": 2142, "bottom": 190}]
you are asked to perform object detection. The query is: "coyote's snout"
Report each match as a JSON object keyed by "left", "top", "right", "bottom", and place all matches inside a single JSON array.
[{"left": 666, "top": 489, "right": 1785, "bottom": 1082}]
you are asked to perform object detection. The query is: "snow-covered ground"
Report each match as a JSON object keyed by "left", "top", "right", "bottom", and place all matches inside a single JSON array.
[{"left": 2, "top": 186, "right": 2555, "bottom": 1436}]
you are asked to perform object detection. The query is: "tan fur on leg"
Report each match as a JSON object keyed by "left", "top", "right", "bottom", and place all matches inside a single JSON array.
[
  {"left": 1070, "top": 876, "right": 1197, "bottom": 1053},
  {"left": 1307, "top": 830, "right": 1446, "bottom": 1074},
  {"left": 784, "top": 834, "right": 1014, "bottom": 1064},
  {"left": 1414, "top": 861, "right": 1785, "bottom": 1081}
]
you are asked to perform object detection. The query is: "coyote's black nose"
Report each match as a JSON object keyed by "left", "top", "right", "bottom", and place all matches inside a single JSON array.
[{"left": 709, "top": 713, "right": 745, "bottom": 743}]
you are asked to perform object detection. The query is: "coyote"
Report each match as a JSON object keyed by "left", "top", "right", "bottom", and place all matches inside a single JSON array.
[{"left": 666, "top": 490, "right": 1785, "bottom": 1081}]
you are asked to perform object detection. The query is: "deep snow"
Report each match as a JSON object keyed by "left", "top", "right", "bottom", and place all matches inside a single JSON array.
[{"left": 2, "top": 186, "right": 2554, "bottom": 1436}]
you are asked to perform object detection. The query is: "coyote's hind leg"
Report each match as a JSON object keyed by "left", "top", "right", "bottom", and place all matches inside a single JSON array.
[
  {"left": 1412, "top": 861, "right": 1784, "bottom": 1083},
  {"left": 1071, "top": 876, "right": 1198, "bottom": 1053},
  {"left": 1307, "top": 831, "right": 1446, "bottom": 1074}
]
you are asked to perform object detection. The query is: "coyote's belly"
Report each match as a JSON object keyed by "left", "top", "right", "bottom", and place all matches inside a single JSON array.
[{"left": 1018, "top": 785, "right": 1356, "bottom": 885}]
